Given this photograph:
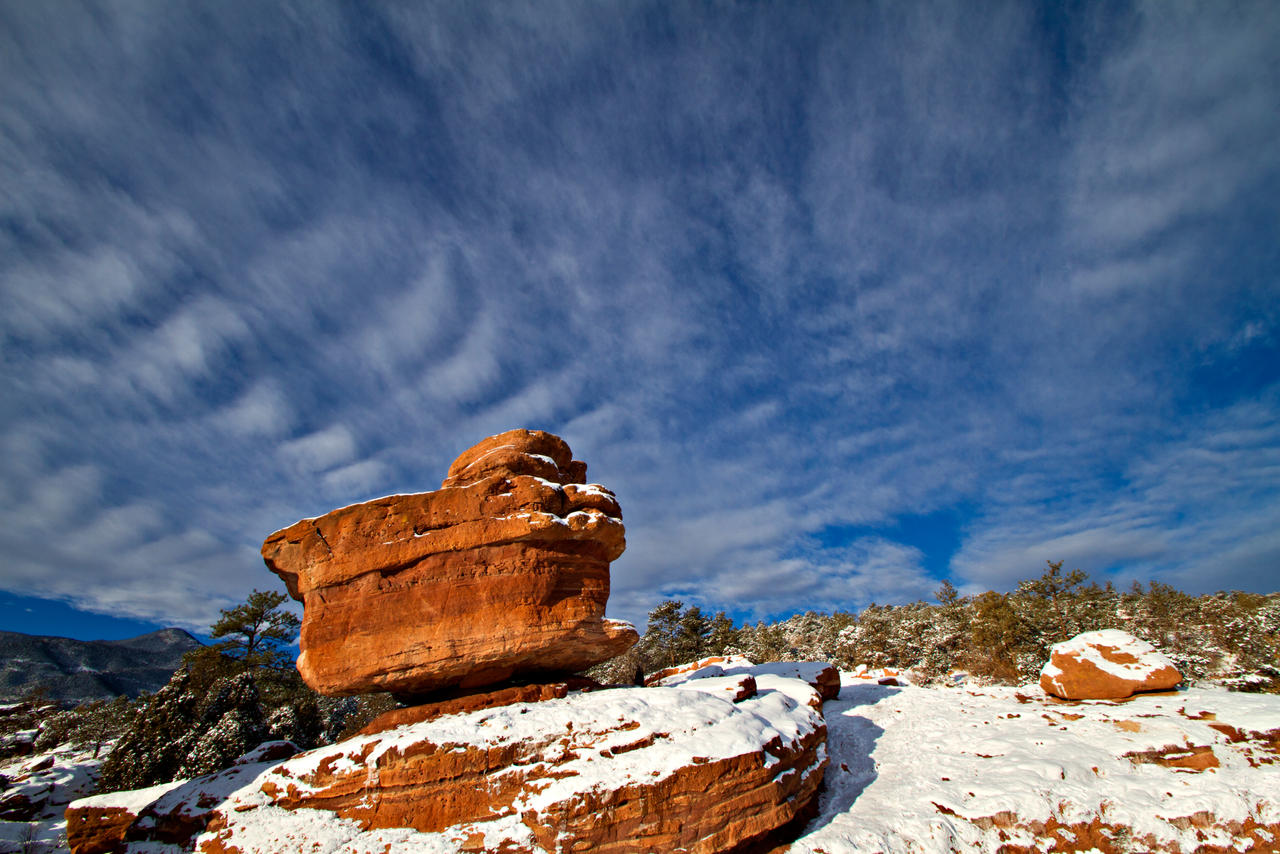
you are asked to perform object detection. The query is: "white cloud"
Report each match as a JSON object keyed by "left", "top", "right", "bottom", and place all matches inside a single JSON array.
[
  {"left": 1, "top": 1, "right": 1276, "bottom": 634},
  {"left": 278, "top": 425, "right": 357, "bottom": 475},
  {"left": 950, "top": 392, "right": 1280, "bottom": 594},
  {"left": 216, "top": 381, "right": 294, "bottom": 438},
  {"left": 420, "top": 315, "right": 503, "bottom": 405},
  {"left": 321, "top": 459, "right": 389, "bottom": 498},
  {"left": 124, "top": 296, "right": 251, "bottom": 400}
]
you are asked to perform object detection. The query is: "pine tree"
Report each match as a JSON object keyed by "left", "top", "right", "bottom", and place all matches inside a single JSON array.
[
  {"left": 208, "top": 589, "right": 301, "bottom": 672},
  {"left": 176, "top": 672, "right": 268, "bottom": 778},
  {"left": 98, "top": 589, "right": 308, "bottom": 791},
  {"left": 968, "top": 592, "right": 1032, "bottom": 681},
  {"left": 1016, "top": 560, "right": 1088, "bottom": 645},
  {"left": 676, "top": 606, "right": 711, "bottom": 662},
  {"left": 98, "top": 669, "right": 201, "bottom": 792},
  {"left": 35, "top": 696, "right": 137, "bottom": 757},
  {"left": 266, "top": 695, "right": 324, "bottom": 749},
  {"left": 706, "top": 611, "right": 740, "bottom": 656},
  {"left": 637, "top": 600, "right": 685, "bottom": 671}
]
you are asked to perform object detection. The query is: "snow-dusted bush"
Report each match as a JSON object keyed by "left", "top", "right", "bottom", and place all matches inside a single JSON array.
[
  {"left": 175, "top": 672, "right": 268, "bottom": 779},
  {"left": 97, "top": 668, "right": 200, "bottom": 792},
  {"left": 630, "top": 562, "right": 1279, "bottom": 691}
]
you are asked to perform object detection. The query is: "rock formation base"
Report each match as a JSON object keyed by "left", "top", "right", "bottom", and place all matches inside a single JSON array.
[{"left": 66, "top": 666, "right": 832, "bottom": 854}]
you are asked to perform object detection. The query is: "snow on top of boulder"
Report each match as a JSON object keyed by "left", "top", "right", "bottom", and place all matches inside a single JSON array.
[
  {"left": 503, "top": 507, "right": 623, "bottom": 529},
  {"left": 76, "top": 678, "right": 826, "bottom": 854},
  {"left": 567, "top": 482, "right": 614, "bottom": 497},
  {"left": 748, "top": 661, "right": 839, "bottom": 684},
  {"left": 0, "top": 743, "right": 103, "bottom": 822},
  {"left": 670, "top": 673, "right": 756, "bottom": 702},
  {"left": 649, "top": 654, "right": 754, "bottom": 686},
  {"left": 653, "top": 656, "right": 835, "bottom": 687},
  {"left": 72, "top": 776, "right": 188, "bottom": 813},
  {"left": 650, "top": 657, "right": 841, "bottom": 709},
  {"left": 275, "top": 685, "right": 821, "bottom": 798},
  {"left": 1041, "top": 629, "right": 1175, "bottom": 681}
]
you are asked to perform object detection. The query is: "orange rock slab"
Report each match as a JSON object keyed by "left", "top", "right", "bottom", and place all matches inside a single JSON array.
[
  {"left": 65, "top": 805, "right": 137, "bottom": 854},
  {"left": 67, "top": 683, "right": 829, "bottom": 854},
  {"left": 262, "top": 429, "right": 638, "bottom": 697}
]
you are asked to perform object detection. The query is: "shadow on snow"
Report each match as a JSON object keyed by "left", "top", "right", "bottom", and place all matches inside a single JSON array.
[{"left": 800, "top": 683, "right": 896, "bottom": 838}]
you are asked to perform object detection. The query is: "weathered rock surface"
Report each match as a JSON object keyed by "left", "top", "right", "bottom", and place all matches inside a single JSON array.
[
  {"left": 261, "top": 429, "right": 638, "bottom": 697},
  {"left": 66, "top": 672, "right": 830, "bottom": 854},
  {"left": 1040, "top": 629, "right": 1183, "bottom": 700},
  {"left": 1124, "top": 743, "right": 1220, "bottom": 771}
]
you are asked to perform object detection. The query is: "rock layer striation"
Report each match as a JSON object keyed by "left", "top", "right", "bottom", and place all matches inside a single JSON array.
[
  {"left": 66, "top": 671, "right": 831, "bottom": 854},
  {"left": 261, "top": 429, "right": 637, "bottom": 697}
]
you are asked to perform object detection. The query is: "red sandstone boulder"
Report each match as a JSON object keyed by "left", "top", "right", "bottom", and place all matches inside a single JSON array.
[
  {"left": 66, "top": 681, "right": 828, "bottom": 854},
  {"left": 1040, "top": 630, "right": 1183, "bottom": 700},
  {"left": 261, "top": 429, "right": 638, "bottom": 697}
]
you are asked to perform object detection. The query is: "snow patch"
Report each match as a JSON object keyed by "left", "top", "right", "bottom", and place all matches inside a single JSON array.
[{"left": 789, "top": 676, "right": 1280, "bottom": 853}]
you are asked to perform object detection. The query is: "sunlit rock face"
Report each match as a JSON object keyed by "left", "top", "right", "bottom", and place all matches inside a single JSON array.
[
  {"left": 65, "top": 671, "right": 832, "bottom": 854},
  {"left": 261, "top": 429, "right": 637, "bottom": 697},
  {"left": 1040, "top": 629, "right": 1183, "bottom": 700}
]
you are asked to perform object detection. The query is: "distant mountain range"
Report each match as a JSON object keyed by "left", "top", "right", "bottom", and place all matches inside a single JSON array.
[{"left": 0, "top": 628, "right": 201, "bottom": 705}]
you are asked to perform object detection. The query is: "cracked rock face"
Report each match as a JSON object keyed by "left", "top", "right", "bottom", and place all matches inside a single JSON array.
[{"left": 261, "top": 429, "right": 638, "bottom": 697}]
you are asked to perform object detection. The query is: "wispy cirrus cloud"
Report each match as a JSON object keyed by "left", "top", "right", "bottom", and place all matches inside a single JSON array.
[{"left": 0, "top": 1, "right": 1276, "bottom": 633}]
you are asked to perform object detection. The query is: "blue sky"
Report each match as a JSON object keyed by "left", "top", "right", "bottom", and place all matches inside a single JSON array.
[{"left": 1, "top": 1, "right": 1277, "bottom": 641}]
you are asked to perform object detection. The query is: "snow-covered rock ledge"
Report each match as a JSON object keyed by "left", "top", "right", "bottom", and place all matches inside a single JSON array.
[{"left": 66, "top": 674, "right": 829, "bottom": 853}]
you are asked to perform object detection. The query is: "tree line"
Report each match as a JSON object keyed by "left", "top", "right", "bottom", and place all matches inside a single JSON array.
[{"left": 594, "top": 561, "right": 1280, "bottom": 692}]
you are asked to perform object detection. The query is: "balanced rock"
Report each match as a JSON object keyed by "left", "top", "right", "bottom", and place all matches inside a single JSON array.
[
  {"left": 66, "top": 674, "right": 829, "bottom": 854},
  {"left": 1040, "top": 629, "right": 1183, "bottom": 700},
  {"left": 261, "top": 429, "right": 638, "bottom": 697}
]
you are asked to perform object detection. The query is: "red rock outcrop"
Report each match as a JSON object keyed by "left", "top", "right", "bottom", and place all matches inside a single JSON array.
[
  {"left": 646, "top": 655, "right": 740, "bottom": 685},
  {"left": 66, "top": 682, "right": 829, "bottom": 854},
  {"left": 65, "top": 804, "right": 137, "bottom": 854},
  {"left": 649, "top": 655, "right": 842, "bottom": 704},
  {"left": 1040, "top": 630, "right": 1182, "bottom": 701},
  {"left": 1124, "top": 744, "right": 1220, "bottom": 772},
  {"left": 261, "top": 429, "right": 638, "bottom": 697}
]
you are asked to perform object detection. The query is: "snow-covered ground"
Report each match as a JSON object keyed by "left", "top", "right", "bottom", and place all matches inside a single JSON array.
[
  {"left": 0, "top": 745, "right": 101, "bottom": 854},
  {"left": 792, "top": 672, "right": 1280, "bottom": 853},
  {"left": 28, "top": 671, "right": 1280, "bottom": 853}
]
